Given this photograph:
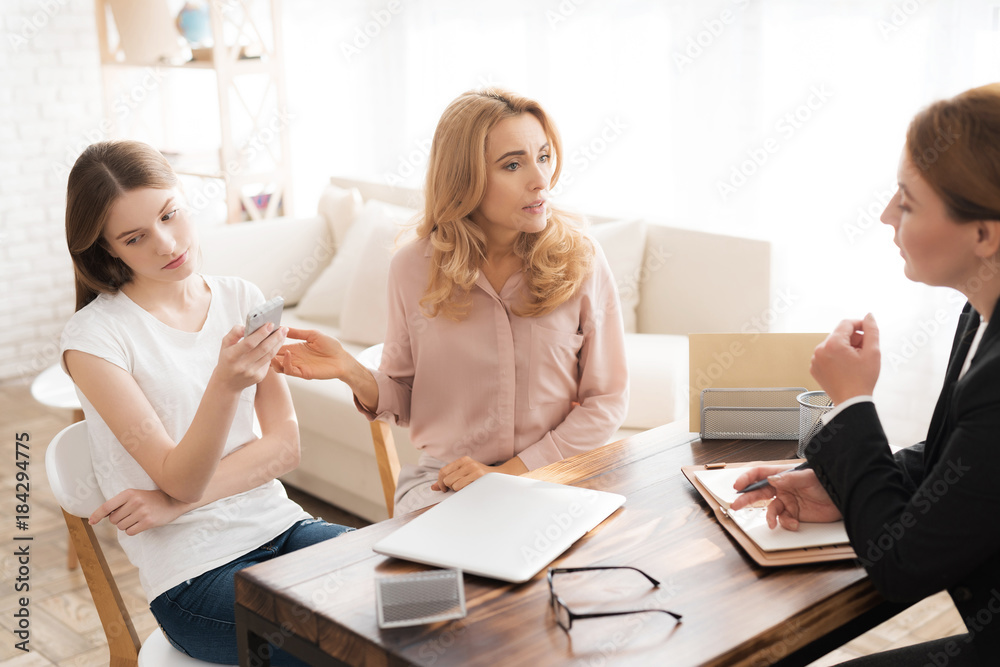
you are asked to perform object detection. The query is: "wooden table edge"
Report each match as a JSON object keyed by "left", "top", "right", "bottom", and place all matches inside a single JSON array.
[
  {"left": 705, "top": 579, "right": 888, "bottom": 667},
  {"left": 235, "top": 430, "right": 890, "bottom": 667}
]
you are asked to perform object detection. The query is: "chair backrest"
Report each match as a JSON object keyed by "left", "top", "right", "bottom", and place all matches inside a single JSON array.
[
  {"left": 370, "top": 421, "right": 401, "bottom": 519},
  {"left": 356, "top": 343, "right": 403, "bottom": 519},
  {"left": 45, "top": 420, "right": 106, "bottom": 518},
  {"left": 45, "top": 421, "right": 143, "bottom": 666}
]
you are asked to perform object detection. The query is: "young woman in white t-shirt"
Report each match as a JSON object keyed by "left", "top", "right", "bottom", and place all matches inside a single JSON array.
[{"left": 60, "top": 140, "right": 350, "bottom": 665}]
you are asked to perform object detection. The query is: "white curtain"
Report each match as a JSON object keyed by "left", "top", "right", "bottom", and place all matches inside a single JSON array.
[{"left": 283, "top": 0, "right": 1000, "bottom": 445}]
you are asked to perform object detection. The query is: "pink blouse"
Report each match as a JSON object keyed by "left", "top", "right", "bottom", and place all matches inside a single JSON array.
[{"left": 360, "top": 237, "right": 629, "bottom": 472}]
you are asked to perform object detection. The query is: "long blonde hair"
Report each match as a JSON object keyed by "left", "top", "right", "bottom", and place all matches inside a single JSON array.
[
  {"left": 65, "top": 140, "right": 179, "bottom": 311},
  {"left": 417, "top": 88, "right": 593, "bottom": 320}
]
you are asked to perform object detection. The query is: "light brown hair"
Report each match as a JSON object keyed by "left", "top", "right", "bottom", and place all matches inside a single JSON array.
[
  {"left": 65, "top": 140, "right": 178, "bottom": 311},
  {"left": 907, "top": 83, "right": 1000, "bottom": 222},
  {"left": 417, "top": 88, "right": 593, "bottom": 320}
]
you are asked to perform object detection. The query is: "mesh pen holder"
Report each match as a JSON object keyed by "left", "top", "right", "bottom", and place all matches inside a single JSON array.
[
  {"left": 797, "top": 391, "right": 833, "bottom": 457},
  {"left": 700, "top": 388, "right": 806, "bottom": 440},
  {"left": 375, "top": 569, "right": 467, "bottom": 629}
]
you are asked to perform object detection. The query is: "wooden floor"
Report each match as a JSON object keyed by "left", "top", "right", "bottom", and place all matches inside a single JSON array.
[{"left": 0, "top": 380, "right": 965, "bottom": 666}]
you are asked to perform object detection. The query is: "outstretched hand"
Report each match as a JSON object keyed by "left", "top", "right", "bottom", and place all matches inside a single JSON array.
[
  {"left": 810, "top": 313, "right": 881, "bottom": 405},
  {"left": 271, "top": 327, "right": 351, "bottom": 380},
  {"left": 730, "top": 465, "right": 842, "bottom": 531}
]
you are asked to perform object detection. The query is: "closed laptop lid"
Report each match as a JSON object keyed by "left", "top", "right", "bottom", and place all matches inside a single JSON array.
[{"left": 372, "top": 473, "right": 626, "bottom": 583}]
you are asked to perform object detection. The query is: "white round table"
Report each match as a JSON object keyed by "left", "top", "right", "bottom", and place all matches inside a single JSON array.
[{"left": 30, "top": 364, "right": 82, "bottom": 412}]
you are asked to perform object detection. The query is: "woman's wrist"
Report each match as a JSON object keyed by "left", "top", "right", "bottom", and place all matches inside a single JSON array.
[
  {"left": 345, "top": 358, "right": 379, "bottom": 411},
  {"left": 206, "top": 368, "right": 246, "bottom": 397},
  {"left": 498, "top": 456, "right": 528, "bottom": 476}
]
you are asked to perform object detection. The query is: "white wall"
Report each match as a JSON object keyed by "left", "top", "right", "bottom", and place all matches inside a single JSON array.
[{"left": 1, "top": 0, "right": 104, "bottom": 384}]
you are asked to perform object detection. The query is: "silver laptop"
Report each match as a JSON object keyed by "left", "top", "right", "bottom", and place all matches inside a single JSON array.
[{"left": 372, "top": 473, "right": 626, "bottom": 583}]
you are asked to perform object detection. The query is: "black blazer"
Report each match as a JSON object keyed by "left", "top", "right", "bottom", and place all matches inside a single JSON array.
[{"left": 807, "top": 297, "right": 1000, "bottom": 659}]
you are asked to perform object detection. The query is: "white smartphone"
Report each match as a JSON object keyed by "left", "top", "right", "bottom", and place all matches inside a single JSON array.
[{"left": 245, "top": 296, "right": 284, "bottom": 337}]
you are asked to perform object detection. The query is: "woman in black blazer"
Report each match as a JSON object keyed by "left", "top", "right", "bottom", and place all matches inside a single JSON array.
[{"left": 733, "top": 84, "right": 1000, "bottom": 666}]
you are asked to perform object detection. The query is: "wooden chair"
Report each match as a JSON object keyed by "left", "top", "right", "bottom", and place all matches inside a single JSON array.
[
  {"left": 44, "top": 421, "right": 225, "bottom": 667},
  {"left": 370, "top": 420, "right": 401, "bottom": 518}
]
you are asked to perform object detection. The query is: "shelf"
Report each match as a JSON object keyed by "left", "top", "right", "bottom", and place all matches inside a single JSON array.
[
  {"left": 100, "top": 57, "right": 274, "bottom": 76},
  {"left": 95, "top": 0, "right": 291, "bottom": 224}
]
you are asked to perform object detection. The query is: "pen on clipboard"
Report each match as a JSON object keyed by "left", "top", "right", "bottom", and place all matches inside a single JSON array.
[{"left": 736, "top": 461, "right": 811, "bottom": 494}]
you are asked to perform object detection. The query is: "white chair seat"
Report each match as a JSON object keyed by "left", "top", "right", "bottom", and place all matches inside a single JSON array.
[{"left": 138, "top": 629, "right": 236, "bottom": 666}]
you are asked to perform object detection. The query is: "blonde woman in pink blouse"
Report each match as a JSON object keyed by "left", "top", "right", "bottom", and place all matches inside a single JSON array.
[{"left": 274, "top": 89, "right": 629, "bottom": 514}]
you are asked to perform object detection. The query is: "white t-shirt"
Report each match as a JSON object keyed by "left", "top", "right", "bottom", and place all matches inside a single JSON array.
[{"left": 60, "top": 275, "right": 309, "bottom": 602}]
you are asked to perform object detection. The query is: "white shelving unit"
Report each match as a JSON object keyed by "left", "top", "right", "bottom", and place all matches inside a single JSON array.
[{"left": 94, "top": 0, "right": 292, "bottom": 223}]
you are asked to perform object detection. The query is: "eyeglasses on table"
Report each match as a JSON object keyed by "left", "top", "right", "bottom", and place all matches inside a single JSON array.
[{"left": 546, "top": 566, "right": 683, "bottom": 632}]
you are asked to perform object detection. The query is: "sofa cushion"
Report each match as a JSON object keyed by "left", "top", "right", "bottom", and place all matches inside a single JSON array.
[
  {"left": 317, "top": 183, "right": 364, "bottom": 249},
  {"left": 295, "top": 199, "right": 414, "bottom": 326},
  {"left": 338, "top": 201, "right": 419, "bottom": 345},
  {"left": 588, "top": 219, "right": 647, "bottom": 334}
]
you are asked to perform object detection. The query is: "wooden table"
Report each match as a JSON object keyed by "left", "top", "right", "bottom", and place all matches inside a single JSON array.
[{"left": 235, "top": 427, "right": 902, "bottom": 666}]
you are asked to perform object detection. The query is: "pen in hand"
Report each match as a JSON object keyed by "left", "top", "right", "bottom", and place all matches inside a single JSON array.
[{"left": 736, "top": 461, "right": 811, "bottom": 494}]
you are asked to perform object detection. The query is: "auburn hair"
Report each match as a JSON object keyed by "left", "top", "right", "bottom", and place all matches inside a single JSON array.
[
  {"left": 907, "top": 83, "right": 1000, "bottom": 223},
  {"left": 416, "top": 88, "right": 593, "bottom": 320},
  {"left": 65, "top": 140, "right": 179, "bottom": 311}
]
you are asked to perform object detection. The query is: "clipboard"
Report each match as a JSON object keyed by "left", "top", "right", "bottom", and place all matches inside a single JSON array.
[{"left": 682, "top": 460, "right": 857, "bottom": 566}]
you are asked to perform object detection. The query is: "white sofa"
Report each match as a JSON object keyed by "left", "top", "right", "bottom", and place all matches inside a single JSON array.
[{"left": 201, "top": 178, "right": 771, "bottom": 521}]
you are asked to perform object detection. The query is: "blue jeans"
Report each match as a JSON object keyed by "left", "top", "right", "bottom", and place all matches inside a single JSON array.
[{"left": 149, "top": 518, "right": 353, "bottom": 665}]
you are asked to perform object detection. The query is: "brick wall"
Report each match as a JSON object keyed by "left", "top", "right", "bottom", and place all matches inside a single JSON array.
[{"left": 1, "top": 0, "right": 103, "bottom": 384}]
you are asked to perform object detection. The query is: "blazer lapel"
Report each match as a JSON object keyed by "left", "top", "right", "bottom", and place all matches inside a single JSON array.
[{"left": 924, "top": 303, "right": 980, "bottom": 453}]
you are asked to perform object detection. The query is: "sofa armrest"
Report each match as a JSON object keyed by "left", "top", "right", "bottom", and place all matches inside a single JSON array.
[{"left": 637, "top": 225, "right": 770, "bottom": 336}]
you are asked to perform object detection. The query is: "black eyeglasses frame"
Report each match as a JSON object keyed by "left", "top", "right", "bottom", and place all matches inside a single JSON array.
[{"left": 546, "top": 566, "right": 683, "bottom": 632}]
